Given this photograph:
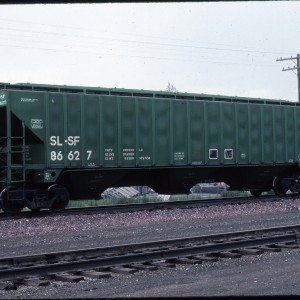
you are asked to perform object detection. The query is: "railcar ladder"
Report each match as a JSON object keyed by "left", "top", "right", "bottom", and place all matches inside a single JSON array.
[{"left": 0, "top": 122, "right": 26, "bottom": 186}]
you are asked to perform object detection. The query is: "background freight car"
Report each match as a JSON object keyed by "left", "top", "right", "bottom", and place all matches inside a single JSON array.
[{"left": 0, "top": 82, "right": 300, "bottom": 213}]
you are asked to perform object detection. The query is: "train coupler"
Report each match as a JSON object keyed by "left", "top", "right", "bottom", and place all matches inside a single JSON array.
[{"left": 289, "top": 178, "right": 300, "bottom": 193}]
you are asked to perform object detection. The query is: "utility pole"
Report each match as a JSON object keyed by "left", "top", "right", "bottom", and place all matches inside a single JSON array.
[{"left": 276, "top": 54, "right": 300, "bottom": 102}]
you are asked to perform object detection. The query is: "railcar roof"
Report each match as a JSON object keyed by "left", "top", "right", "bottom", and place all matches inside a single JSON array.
[{"left": 0, "top": 82, "right": 296, "bottom": 106}]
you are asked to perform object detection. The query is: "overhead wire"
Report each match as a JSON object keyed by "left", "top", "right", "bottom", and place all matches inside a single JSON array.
[
  {"left": 0, "top": 31, "right": 278, "bottom": 67},
  {"left": 0, "top": 18, "right": 295, "bottom": 69},
  {"left": 0, "top": 25, "right": 293, "bottom": 56},
  {"left": 0, "top": 16, "right": 295, "bottom": 55},
  {"left": 0, "top": 40, "right": 280, "bottom": 68}
]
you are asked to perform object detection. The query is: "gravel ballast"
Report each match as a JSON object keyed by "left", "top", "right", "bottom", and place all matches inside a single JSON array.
[{"left": 1, "top": 198, "right": 300, "bottom": 257}]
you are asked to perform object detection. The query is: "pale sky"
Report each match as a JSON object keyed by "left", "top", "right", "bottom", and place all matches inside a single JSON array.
[{"left": 0, "top": 1, "right": 299, "bottom": 101}]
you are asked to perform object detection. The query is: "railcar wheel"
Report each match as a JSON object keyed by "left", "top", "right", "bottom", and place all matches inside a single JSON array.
[
  {"left": 250, "top": 190, "right": 262, "bottom": 197},
  {"left": 48, "top": 184, "right": 69, "bottom": 212},
  {"left": 0, "top": 186, "right": 25, "bottom": 214},
  {"left": 273, "top": 176, "right": 288, "bottom": 196}
]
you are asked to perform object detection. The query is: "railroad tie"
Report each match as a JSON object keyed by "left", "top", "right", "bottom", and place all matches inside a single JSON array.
[
  {"left": 190, "top": 255, "right": 219, "bottom": 262},
  {"left": 236, "top": 248, "right": 264, "bottom": 255},
  {"left": 131, "top": 263, "right": 158, "bottom": 271},
  {"left": 274, "top": 242, "right": 299, "bottom": 249},
  {"left": 55, "top": 273, "right": 84, "bottom": 283},
  {"left": 80, "top": 271, "right": 111, "bottom": 279},
  {"left": 149, "top": 259, "right": 176, "bottom": 268},
  {"left": 173, "top": 257, "right": 202, "bottom": 265},
  {"left": 22, "top": 278, "right": 50, "bottom": 287},
  {"left": 209, "top": 251, "right": 242, "bottom": 258},
  {"left": 109, "top": 266, "right": 138, "bottom": 274},
  {"left": 258, "top": 245, "right": 281, "bottom": 252},
  {"left": 0, "top": 282, "right": 17, "bottom": 291}
]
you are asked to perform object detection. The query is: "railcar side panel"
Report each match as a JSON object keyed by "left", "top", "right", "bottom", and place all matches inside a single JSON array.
[
  {"left": 189, "top": 101, "right": 205, "bottom": 165},
  {"left": 8, "top": 91, "right": 46, "bottom": 167},
  {"left": 82, "top": 95, "right": 101, "bottom": 167},
  {"left": 172, "top": 100, "right": 188, "bottom": 165},
  {"left": 102, "top": 96, "right": 118, "bottom": 167},
  {"left": 262, "top": 105, "right": 274, "bottom": 164},
  {"left": 154, "top": 99, "right": 170, "bottom": 165},
  {"left": 65, "top": 93, "right": 82, "bottom": 167},
  {"left": 236, "top": 103, "right": 249, "bottom": 164},
  {"left": 136, "top": 97, "right": 153, "bottom": 166},
  {"left": 221, "top": 102, "right": 236, "bottom": 165},
  {"left": 273, "top": 106, "right": 286, "bottom": 163},
  {"left": 48, "top": 93, "right": 65, "bottom": 167},
  {"left": 120, "top": 96, "right": 136, "bottom": 166},
  {"left": 296, "top": 107, "right": 300, "bottom": 161},
  {"left": 10, "top": 90, "right": 46, "bottom": 142},
  {"left": 249, "top": 104, "right": 262, "bottom": 164},
  {"left": 205, "top": 101, "right": 221, "bottom": 165},
  {"left": 286, "top": 106, "right": 296, "bottom": 162}
]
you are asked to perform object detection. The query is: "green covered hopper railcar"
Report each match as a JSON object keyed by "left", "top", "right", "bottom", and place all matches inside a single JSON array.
[{"left": 0, "top": 82, "right": 299, "bottom": 213}]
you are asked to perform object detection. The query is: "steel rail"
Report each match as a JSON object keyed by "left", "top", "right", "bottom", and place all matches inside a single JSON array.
[
  {"left": 0, "top": 224, "right": 300, "bottom": 281},
  {"left": 1, "top": 193, "right": 296, "bottom": 219}
]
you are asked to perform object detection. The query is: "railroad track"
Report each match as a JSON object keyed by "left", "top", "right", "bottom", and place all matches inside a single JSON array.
[
  {"left": 0, "top": 193, "right": 297, "bottom": 220},
  {"left": 1, "top": 224, "right": 300, "bottom": 290}
]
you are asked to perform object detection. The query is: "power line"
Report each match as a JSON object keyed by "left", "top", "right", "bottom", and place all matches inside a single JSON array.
[
  {"left": 0, "top": 25, "right": 294, "bottom": 56},
  {"left": 0, "top": 17, "right": 295, "bottom": 56},
  {"left": 0, "top": 42, "right": 278, "bottom": 68},
  {"left": 0, "top": 19, "right": 294, "bottom": 68}
]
